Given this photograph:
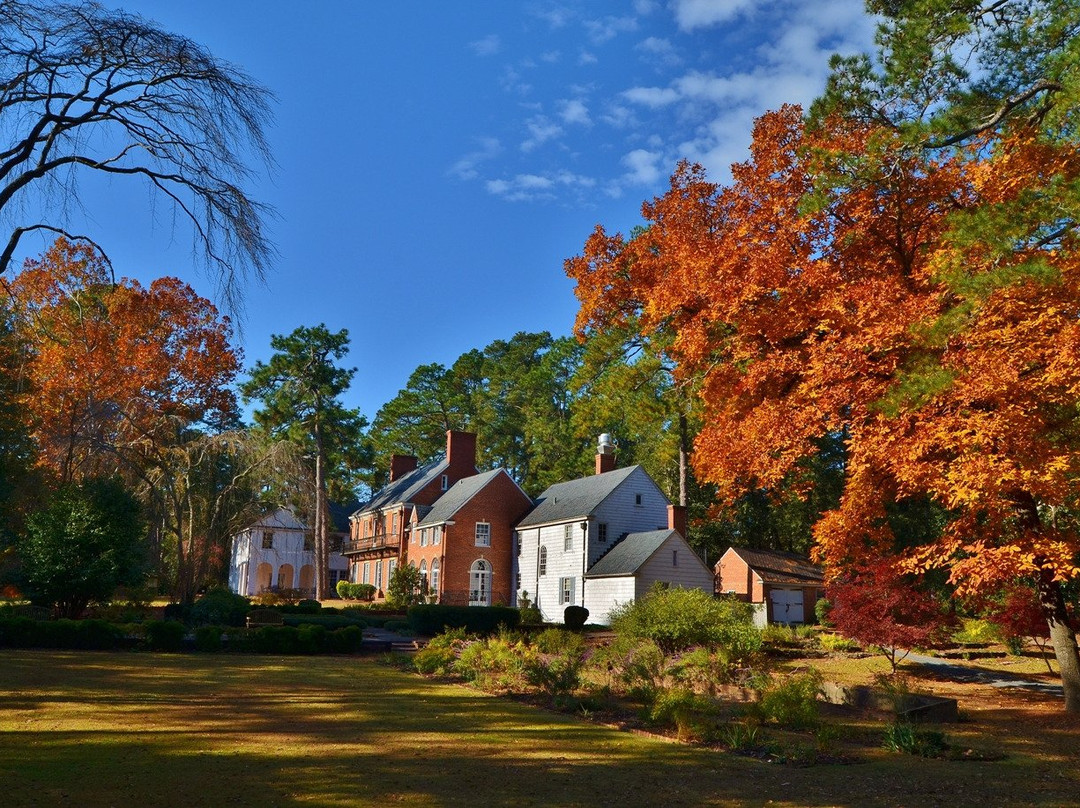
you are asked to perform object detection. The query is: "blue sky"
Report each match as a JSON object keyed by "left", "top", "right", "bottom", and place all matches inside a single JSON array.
[{"left": 22, "top": 0, "right": 876, "bottom": 420}]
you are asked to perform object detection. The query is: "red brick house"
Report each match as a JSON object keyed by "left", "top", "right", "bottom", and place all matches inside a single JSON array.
[
  {"left": 407, "top": 468, "right": 533, "bottom": 606},
  {"left": 715, "top": 547, "right": 825, "bottom": 626},
  {"left": 343, "top": 431, "right": 477, "bottom": 596}
]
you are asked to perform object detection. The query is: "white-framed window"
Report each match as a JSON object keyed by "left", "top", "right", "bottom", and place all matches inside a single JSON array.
[
  {"left": 475, "top": 522, "right": 491, "bottom": 547},
  {"left": 430, "top": 559, "right": 440, "bottom": 594},
  {"left": 470, "top": 559, "right": 491, "bottom": 606},
  {"left": 362, "top": 561, "right": 370, "bottom": 585},
  {"left": 563, "top": 524, "right": 573, "bottom": 551},
  {"left": 375, "top": 560, "right": 383, "bottom": 590},
  {"left": 419, "top": 559, "right": 428, "bottom": 592},
  {"left": 388, "top": 559, "right": 397, "bottom": 580},
  {"left": 598, "top": 523, "right": 608, "bottom": 543},
  {"left": 433, "top": 525, "right": 441, "bottom": 545},
  {"left": 539, "top": 546, "right": 547, "bottom": 576},
  {"left": 420, "top": 528, "right": 428, "bottom": 547},
  {"left": 560, "top": 576, "right": 575, "bottom": 605},
  {"left": 516, "top": 572, "right": 521, "bottom": 590},
  {"left": 441, "top": 474, "right": 449, "bottom": 491},
  {"left": 391, "top": 513, "right": 398, "bottom": 534},
  {"left": 261, "top": 531, "right": 273, "bottom": 549}
]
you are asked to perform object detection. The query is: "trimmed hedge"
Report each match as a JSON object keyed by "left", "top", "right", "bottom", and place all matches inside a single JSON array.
[
  {"left": 0, "top": 617, "right": 125, "bottom": 650},
  {"left": 282, "top": 613, "right": 367, "bottom": 630},
  {"left": 407, "top": 604, "right": 520, "bottom": 636}
]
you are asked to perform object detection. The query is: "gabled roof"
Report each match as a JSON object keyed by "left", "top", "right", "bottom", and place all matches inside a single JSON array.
[
  {"left": 726, "top": 547, "right": 824, "bottom": 586},
  {"left": 352, "top": 457, "right": 447, "bottom": 517},
  {"left": 417, "top": 468, "right": 510, "bottom": 527},
  {"left": 244, "top": 507, "right": 306, "bottom": 532},
  {"left": 586, "top": 529, "right": 676, "bottom": 577},
  {"left": 516, "top": 465, "right": 643, "bottom": 528}
]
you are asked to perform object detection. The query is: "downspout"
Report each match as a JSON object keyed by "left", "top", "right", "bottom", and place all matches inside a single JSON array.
[{"left": 580, "top": 519, "right": 590, "bottom": 608}]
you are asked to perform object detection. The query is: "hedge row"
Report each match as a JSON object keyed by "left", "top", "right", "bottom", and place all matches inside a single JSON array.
[
  {"left": 0, "top": 617, "right": 367, "bottom": 655},
  {"left": 407, "top": 604, "right": 520, "bottom": 636}
]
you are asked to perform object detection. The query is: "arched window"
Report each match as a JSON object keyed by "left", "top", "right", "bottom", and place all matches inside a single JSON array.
[
  {"left": 255, "top": 562, "right": 272, "bottom": 592},
  {"left": 470, "top": 559, "right": 491, "bottom": 606},
  {"left": 430, "top": 559, "right": 440, "bottom": 596},
  {"left": 539, "top": 546, "right": 547, "bottom": 576},
  {"left": 419, "top": 560, "right": 428, "bottom": 593},
  {"left": 277, "top": 563, "right": 294, "bottom": 589},
  {"left": 299, "top": 564, "right": 315, "bottom": 592}
]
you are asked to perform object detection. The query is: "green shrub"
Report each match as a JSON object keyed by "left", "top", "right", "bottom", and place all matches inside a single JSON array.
[
  {"left": 296, "top": 624, "right": 326, "bottom": 654},
  {"left": 952, "top": 618, "right": 1001, "bottom": 645},
  {"left": 414, "top": 644, "right": 459, "bottom": 674},
  {"left": 722, "top": 720, "right": 761, "bottom": 752},
  {"left": 649, "top": 688, "right": 719, "bottom": 742},
  {"left": 144, "top": 620, "right": 186, "bottom": 652},
  {"left": 162, "top": 602, "right": 191, "bottom": 623},
  {"left": 595, "top": 635, "right": 666, "bottom": 702},
  {"left": 751, "top": 669, "right": 823, "bottom": 730},
  {"left": 609, "top": 584, "right": 761, "bottom": 657},
  {"left": 814, "top": 597, "right": 832, "bottom": 626},
  {"left": 667, "top": 646, "right": 733, "bottom": 696},
  {"left": 454, "top": 637, "right": 532, "bottom": 690},
  {"left": 194, "top": 625, "right": 223, "bottom": 652},
  {"left": 407, "top": 604, "right": 520, "bottom": 636},
  {"left": 533, "top": 627, "right": 585, "bottom": 656},
  {"left": 327, "top": 625, "right": 364, "bottom": 654},
  {"left": 251, "top": 625, "right": 300, "bottom": 654},
  {"left": 190, "top": 587, "right": 250, "bottom": 627},
  {"left": 519, "top": 606, "right": 542, "bottom": 625},
  {"left": 383, "top": 619, "right": 411, "bottom": 634},
  {"left": 818, "top": 632, "right": 859, "bottom": 652},
  {"left": 883, "top": 721, "right": 949, "bottom": 757},
  {"left": 761, "top": 624, "right": 799, "bottom": 646},
  {"left": 337, "top": 582, "right": 377, "bottom": 601},
  {"left": 281, "top": 613, "right": 365, "bottom": 630},
  {"left": 563, "top": 605, "right": 589, "bottom": 629}
]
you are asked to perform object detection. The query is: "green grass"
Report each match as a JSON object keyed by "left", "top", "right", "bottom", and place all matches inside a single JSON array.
[{"left": 1, "top": 650, "right": 1078, "bottom": 807}]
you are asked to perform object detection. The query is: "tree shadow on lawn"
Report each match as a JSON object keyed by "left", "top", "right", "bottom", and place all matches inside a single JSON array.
[{"left": 0, "top": 651, "right": 1078, "bottom": 808}]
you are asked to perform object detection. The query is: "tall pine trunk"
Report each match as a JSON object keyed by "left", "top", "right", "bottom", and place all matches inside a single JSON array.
[{"left": 313, "top": 422, "right": 328, "bottom": 600}]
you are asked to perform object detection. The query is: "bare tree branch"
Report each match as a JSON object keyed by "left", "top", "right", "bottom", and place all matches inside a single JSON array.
[{"left": 0, "top": 1, "right": 275, "bottom": 311}]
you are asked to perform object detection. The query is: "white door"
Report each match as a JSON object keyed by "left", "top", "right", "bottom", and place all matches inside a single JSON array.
[
  {"left": 469, "top": 560, "right": 491, "bottom": 606},
  {"left": 769, "top": 588, "right": 804, "bottom": 624}
]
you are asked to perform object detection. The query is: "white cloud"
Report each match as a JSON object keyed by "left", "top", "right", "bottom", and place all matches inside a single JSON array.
[
  {"left": 449, "top": 137, "right": 503, "bottom": 181},
  {"left": 622, "top": 149, "right": 666, "bottom": 186},
  {"left": 468, "top": 34, "right": 501, "bottom": 57},
  {"left": 621, "top": 86, "right": 681, "bottom": 108},
  {"left": 584, "top": 15, "right": 638, "bottom": 44},
  {"left": 558, "top": 98, "right": 591, "bottom": 126},
  {"left": 521, "top": 115, "right": 563, "bottom": 152},
  {"left": 636, "top": 36, "right": 681, "bottom": 68},
  {"left": 669, "top": 0, "right": 757, "bottom": 31},
  {"left": 578, "top": 51, "right": 598, "bottom": 65},
  {"left": 485, "top": 170, "right": 596, "bottom": 202}
]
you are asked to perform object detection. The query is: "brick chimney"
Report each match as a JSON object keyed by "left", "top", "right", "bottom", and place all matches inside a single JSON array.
[
  {"left": 389, "top": 454, "right": 418, "bottom": 482},
  {"left": 667, "top": 504, "right": 687, "bottom": 537},
  {"left": 595, "top": 433, "right": 616, "bottom": 475},
  {"left": 446, "top": 430, "right": 477, "bottom": 473}
]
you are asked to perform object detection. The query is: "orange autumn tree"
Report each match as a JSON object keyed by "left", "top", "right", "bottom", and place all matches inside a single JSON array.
[
  {"left": 567, "top": 105, "right": 1080, "bottom": 711},
  {"left": 6, "top": 237, "right": 240, "bottom": 481}
]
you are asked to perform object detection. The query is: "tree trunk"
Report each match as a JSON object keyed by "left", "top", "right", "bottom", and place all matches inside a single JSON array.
[
  {"left": 313, "top": 423, "right": 328, "bottom": 601},
  {"left": 1037, "top": 570, "right": 1080, "bottom": 713},
  {"left": 678, "top": 411, "right": 689, "bottom": 508}
]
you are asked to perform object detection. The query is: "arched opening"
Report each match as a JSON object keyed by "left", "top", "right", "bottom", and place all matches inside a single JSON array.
[
  {"left": 299, "top": 564, "right": 315, "bottom": 593},
  {"left": 255, "top": 562, "right": 273, "bottom": 592},
  {"left": 469, "top": 559, "right": 491, "bottom": 607},
  {"left": 278, "top": 563, "right": 295, "bottom": 589}
]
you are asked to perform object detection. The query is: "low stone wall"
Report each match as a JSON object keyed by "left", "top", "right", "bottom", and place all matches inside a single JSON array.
[{"left": 821, "top": 680, "right": 958, "bottom": 722}]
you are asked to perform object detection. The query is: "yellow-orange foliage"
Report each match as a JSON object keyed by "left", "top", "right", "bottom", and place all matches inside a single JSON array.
[
  {"left": 567, "top": 105, "right": 1080, "bottom": 595},
  {"left": 6, "top": 238, "right": 240, "bottom": 481}
]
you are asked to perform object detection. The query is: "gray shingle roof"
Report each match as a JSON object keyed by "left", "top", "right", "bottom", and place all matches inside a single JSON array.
[
  {"left": 352, "top": 457, "right": 448, "bottom": 516},
  {"left": 586, "top": 529, "right": 675, "bottom": 577},
  {"left": 516, "top": 465, "right": 641, "bottom": 528},
  {"left": 417, "top": 468, "right": 506, "bottom": 526}
]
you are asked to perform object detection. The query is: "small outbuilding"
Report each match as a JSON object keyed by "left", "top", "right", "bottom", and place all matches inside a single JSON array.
[{"left": 715, "top": 547, "right": 825, "bottom": 626}]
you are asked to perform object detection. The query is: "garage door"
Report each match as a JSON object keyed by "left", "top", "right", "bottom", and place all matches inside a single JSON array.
[{"left": 769, "top": 588, "right": 804, "bottom": 624}]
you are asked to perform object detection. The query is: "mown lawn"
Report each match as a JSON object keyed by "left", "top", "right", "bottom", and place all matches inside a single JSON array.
[{"left": 1, "top": 650, "right": 1077, "bottom": 807}]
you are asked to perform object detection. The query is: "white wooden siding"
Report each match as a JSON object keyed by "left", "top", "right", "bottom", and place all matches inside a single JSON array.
[
  {"left": 634, "top": 534, "right": 714, "bottom": 598},
  {"left": 584, "top": 577, "right": 636, "bottom": 625}
]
